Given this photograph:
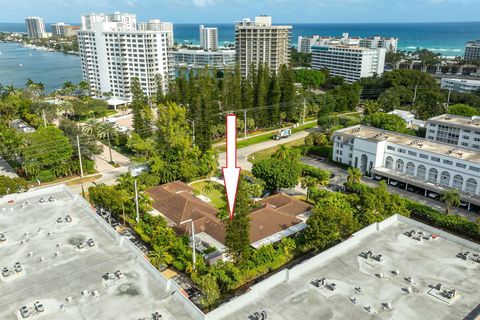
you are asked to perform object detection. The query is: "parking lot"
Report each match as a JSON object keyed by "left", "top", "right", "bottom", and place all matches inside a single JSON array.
[{"left": 301, "top": 156, "right": 480, "bottom": 221}]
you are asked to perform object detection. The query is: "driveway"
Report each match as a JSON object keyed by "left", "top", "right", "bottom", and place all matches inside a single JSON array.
[{"left": 301, "top": 156, "right": 480, "bottom": 222}]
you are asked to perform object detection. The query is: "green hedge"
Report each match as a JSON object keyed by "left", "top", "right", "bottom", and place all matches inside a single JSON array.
[
  {"left": 301, "top": 165, "right": 331, "bottom": 182},
  {"left": 297, "top": 145, "right": 333, "bottom": 160},
  {"left": 37, "top": 170, "right": 56, "bottom": 182},
  {"left": 405, "top": 200, "right": 480, "bottom": 242}
]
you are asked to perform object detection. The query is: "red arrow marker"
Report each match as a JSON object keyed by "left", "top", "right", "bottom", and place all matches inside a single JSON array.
[{"left": 222, "top": 114, "right": 241, "bottom": 220}]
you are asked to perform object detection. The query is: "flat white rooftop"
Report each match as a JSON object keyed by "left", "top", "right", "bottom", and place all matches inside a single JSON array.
[
  {"left": 0, "top": 185, "right": 199, "bottom": 320},
  {"left": 428, "top": 114, "right": 480, "bottom": 130},
  {"left": 207, "top": 215, "right": 480, "bottom": 320},
  {"left": 333, "top": 125, "right": 480, "bottom": 164}
]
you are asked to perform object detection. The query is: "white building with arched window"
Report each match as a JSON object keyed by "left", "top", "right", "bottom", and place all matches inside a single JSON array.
[{"left": 332, "top": 125, "right": 480, "bottom": 209}]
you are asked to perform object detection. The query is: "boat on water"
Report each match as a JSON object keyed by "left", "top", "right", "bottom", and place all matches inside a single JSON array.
[{"left": 18, "top": 64, "right": 23, "bottom": 67}]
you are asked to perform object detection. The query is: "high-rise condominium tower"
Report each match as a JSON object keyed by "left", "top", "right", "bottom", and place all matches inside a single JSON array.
[
  {"left": 77, "top": 12, "right": 173, "bottom": 100},
  {"left": 199, "top": 25, "right": 218, "bottom": 51},
  {"left": 25, "top": 16, "right": 47, "bottom": 39},
  {"left": 235, "top": 16, "right": 291, "bottom": 77}
]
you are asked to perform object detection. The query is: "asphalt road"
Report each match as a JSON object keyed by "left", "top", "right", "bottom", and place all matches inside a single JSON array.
[
  {"left": 301, "top": 156, "right": 480, "bottom": 222},
  {"left": 217, "top": 129, "right": 312, "bottom": 171}
]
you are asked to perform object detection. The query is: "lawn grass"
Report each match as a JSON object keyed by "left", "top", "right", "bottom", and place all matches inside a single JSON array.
[
  {"left": 247, "top": 139, "right": 306, "bottom": 164},
  {"left": 214, "top": 121, "right": 317, "bottom": 153},
  {"left": 190, "top": 181, "right": 227, "bottom": 209}
]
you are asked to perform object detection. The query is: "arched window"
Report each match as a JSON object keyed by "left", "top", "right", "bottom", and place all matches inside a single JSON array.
[
  {"left": 417, "top": 165, "right": 426, "bottom": 180},
  {"left": 452, "top": 175, "right": 463, "bottom": 190},
  {"left": 385, "top": 156, "right": 394, "bottom": 169},
  {"left": 406, "top": 162, "right": 415, "bottom": 176},
  {"left": 360, "top": 154, "right": 368, "bottom": 173},
  {"left": 440, "top": 171, "right": 451, "bottom": 187},
  {"left": 428, "top": 168, "right": 438, "bottom": 183},
  {"left": 395, "top": 159, "right": 405, "bottom": 172},
  {"left": 466, "top": 178, "right": 478, "bottom": 193}
]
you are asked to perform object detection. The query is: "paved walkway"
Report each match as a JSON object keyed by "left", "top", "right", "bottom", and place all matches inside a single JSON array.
[
  {"left": 93, "top": 142, "right": 132, "bottom": 171},
  {"left": 301, "top": 156, "right": 480, "bottom": 222},
  {"left": 0, "top": 157, "right": 18, "bottom": 178}
]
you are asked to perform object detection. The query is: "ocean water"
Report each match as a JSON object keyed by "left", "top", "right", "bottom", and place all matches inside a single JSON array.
[{"left": 0, "top": 21, "right": 479, "bottom": 91}]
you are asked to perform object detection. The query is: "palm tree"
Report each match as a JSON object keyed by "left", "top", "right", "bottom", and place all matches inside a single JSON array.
[
  {"left": 5, "top": 85, "right": 16, "bottom": 95},
  {"left": 98, "top": 122, "right": 118, "bottom": 163},
  {"left": 301, "top": 176, "right": 317, "bottom": 203},
  {"left": 82, "top": 119, "right": 101, "bottom": 136},
  {"left": 148, "top": 248, "right": 173, "bottom": 268},
  {"left": 273, "top": 145, "right": 290, "bottom": 160},
  {"left": 440, "top": 189, "right": 461, "bottom": 214},
  {"left": 202, "top": 182, "right": 216, "bottom": 196},
  {"left": 347, "top": 167, "right": 362, "bottom": 184},
  {"left": 62, "top": 81, "right": 76, "bottom": 95}
]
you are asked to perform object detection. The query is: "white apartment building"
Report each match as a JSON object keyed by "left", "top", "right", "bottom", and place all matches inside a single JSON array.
[
  {"left": 359, "top": 36, "right": 398, "bottom": 53},
  {"left": 51, "top": 23, "right": 78, "bottom": 37},
  {"left": 311, "top": 45, "right": 385, "bottom": 83},
  {"left": 332, "top": 125, "right": 480, "bottom": 209},
  {"left": 137, "top": 20, "right": 174, "bottom": 46},
  {"left": 297, "top": 33, "right": 397, "bottom": 54},
  {"left": 173, "top": 49, "right": 235, "bottom": 69},
  {"left": 25, "top": 16, "right": 47, "bottom": 39},
  {"left": 464, "top": 40, "right": 480, "bottom": 62},
  {"left": 426, "top": 114, "right": 480, "bottom": 152},
  {"left": 77, "top": 12, "right": 173, "bottom": 100},
  {"left": 441, "top": 78, "right": 480, "bottom": 94},
  {"left": 199, "top": 25, "right": 218, "bottom": 51},
  {"left": 235, "top": 16, "right": 291, "bottom": 77}
]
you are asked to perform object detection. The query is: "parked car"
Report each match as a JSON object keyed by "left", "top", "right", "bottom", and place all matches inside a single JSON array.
[
  {"left": 34, "top": 301, "right": 44, "bottom": 313},
  {"left": 19, "top": 306, "right": 30, "bottom": 318}
]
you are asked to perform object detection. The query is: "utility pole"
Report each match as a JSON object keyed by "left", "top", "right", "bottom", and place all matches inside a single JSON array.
[
  {"left": 42, "top": 109, "right": 47, "bottom": 127},
  {"left": 244, "top": 109, "right": 247, "bottom": 140},
  {"left": 413, "top": 85, "right": 418, "bottom": 104},
  {"left": 134, "top": 179, "right": 140, "bottom": 224},
  {"left": 446, "top": 89, "right": 451, "bottom": 108},
  {"left": 191, "top": 220, "right": 196, "bottom": 270},
  {"left": 76, "top": 135, "right": 84, "bottom": 178},
  {"left": 302, "top": 98, "right": 307, "bottom": 124}
]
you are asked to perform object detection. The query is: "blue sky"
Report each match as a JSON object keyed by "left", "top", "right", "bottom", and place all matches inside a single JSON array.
[{"left": 0, "top": 0, "right": 479, "bottom": 23}]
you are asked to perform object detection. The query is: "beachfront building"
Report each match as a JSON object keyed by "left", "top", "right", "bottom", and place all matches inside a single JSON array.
[
  {"left": 173, "top": 49, "right": 235, "bottom": 69},
  {"left": 199, "top": 25, "right": 218, "bottom": 51},
  {"left": 25, "top": 16, "right": 47, "bottom": 39},
  {"left": 51, "top": 23, "right": 79, "bottom": 37},
  {"left": 77, "top": 12, "right": 173, "bottom": 100},
  {"left": 137, "top": 19, "right": 174, "bottom": 46},
  {"left": 426, "top": 114, "right": 480, "bottom": 152},
  {"left": 297, "top": 33, "right": 397, "bottom": 54},
  {"left": 311, "top": 45, "right": 386, "bottom": 83},
  {"left": 235, "top": 16, "right": 291, "bottom": 77},
  {"left": 464, "top": 40, "right": 480, "bottom": 62},
  {"left": 332, "top": 125, "right": 480, "bottom": 209},
  {"left": 441, "top": 78, "right": 480, "bottom": 94}
]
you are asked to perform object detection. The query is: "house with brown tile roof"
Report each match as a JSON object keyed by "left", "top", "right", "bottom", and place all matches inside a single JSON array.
[
  {"left": 147, "top": 182, "right": 313, "bottom": 251},
  {"left": 146, "top": 181, "right": 220, "bottom": 234},
  {"left": 260, "top": 193, "right": 313, "bottom": 220}
]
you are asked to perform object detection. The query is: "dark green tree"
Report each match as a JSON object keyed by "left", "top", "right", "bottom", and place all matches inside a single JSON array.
[{"left": 130, "top": 77, "right": 153, "bottom": 139}]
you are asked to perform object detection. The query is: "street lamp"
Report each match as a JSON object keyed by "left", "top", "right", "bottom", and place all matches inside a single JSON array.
[
  {"left": 180, "top": 218, "right": 196, "bottom": 271},
  {"left": 129, "top": 164, "right": 148, "bottom": 224}
]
